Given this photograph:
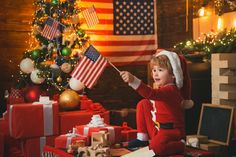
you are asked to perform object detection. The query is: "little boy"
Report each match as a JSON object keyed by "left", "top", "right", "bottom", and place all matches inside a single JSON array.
[{"left": 120, "top": 50, "right": 193, "bottom": 156}]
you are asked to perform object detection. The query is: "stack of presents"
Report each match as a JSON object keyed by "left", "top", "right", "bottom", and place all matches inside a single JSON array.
[
  {"left": 1, "top": 89, "right": 226, "bottom": 157},
  {"left": 0, "top": 94, "right": 138, "bottom": 157}
]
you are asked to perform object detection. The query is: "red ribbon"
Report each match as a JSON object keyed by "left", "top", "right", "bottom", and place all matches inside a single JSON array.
[
  {"left": 122, "top": 122, "right": 132, "bottom": 130},
  {"left": 88, "top": 103, "right": 106, "bottom": 112}
]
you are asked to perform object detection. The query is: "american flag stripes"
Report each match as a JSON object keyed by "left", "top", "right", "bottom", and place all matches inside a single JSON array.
[
  {"left": 81, "top": 5, "right": 99, "bottom": 28},
  {"left": 41, "top": 18, "right": 59, "bottom": 40},
  {"left": 71, "top": 45, "right": 108, "bottom": 89},
  {"left": 79, "top": 0, "right": 157, "bottom": 65}
]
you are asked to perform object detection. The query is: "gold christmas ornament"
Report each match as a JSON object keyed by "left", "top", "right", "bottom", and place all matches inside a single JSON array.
[
  {"left": 59, "top": 89, "right": 80, "bottom": 110},
  {"left": 56, "top": 76, "right": 62, "bottom": 82}
]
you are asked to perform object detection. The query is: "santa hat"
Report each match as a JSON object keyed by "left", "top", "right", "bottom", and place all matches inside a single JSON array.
[{"left": 155, "top": 50, "right": 194, "bottom": 109}]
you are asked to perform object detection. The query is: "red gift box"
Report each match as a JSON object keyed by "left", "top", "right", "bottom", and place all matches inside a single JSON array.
[
  {"left": 121, "top": 122, "right": 137, "bottom": 142},
  {"left": 101, "top": 111, "right": 110, "bottom": 125},
  {"left": 55, "top": 134, "right": 88, "bottom": 149},
  {"left": 22, "top": 136, "right": 56, "bottom": 157},
  {"left": 4, "top": 136, "right": 23, "bottom": 157},
  {"left": 59, "top": 110, "right": 94, "bottom": 134},
  {"left": 59, "top": 110, "right": 110, "bottom": 134},
  {"left": 76, "top": 125, "right": 122, "bottom": 145},
  {"left": 9, "top": 102, "right": 59, "bottom": 139},
  {"left": 5, "top": 102, "right": 27, "bottom": 121},
  {"left": 121, "top": 130, "right": 137, "bottom": 142},
  {"left": 80, "top": 99, "right": 93, "bottom": 110}
]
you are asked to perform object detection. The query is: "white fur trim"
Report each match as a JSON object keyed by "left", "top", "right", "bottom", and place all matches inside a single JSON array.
[
  {"left": 150, "top": 100, "right": 156, "bottom": 122},
  {"left": 137, "top": 133, "right": 149, "bottom": 141},
  {"left": 128, "top": 76, "right": 141, "bottom": 90},
  {"left": 155, "top": 50, "right": 183, "bottom": 89},
  {"left": 182, "top": 100, "right": 194, "bottom": 109}
]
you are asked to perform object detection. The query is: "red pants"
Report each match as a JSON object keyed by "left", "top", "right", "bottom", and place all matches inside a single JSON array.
[{"left": 136, "top": 99, "right": 185, "bottom": 156}]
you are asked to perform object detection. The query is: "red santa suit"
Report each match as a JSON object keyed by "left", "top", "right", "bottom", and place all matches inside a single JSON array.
[
  {"left": 128, "top": 50, "right": 193, "bottom": 156},
  {"left": 135, "top": 83, "right": 185, "bottom": 156}
]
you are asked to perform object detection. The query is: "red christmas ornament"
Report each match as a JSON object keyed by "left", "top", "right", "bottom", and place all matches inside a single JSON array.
[{"left": 24, "top": 86, "right": 42, "bottom": 102}]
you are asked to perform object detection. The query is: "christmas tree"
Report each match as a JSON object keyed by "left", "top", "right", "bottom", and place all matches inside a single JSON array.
[{"left": 16, "top": 0, "right": 90, "bottom": 96}]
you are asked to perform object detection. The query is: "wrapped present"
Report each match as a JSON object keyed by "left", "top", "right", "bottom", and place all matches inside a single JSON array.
[
  {"left": 89, "top": 103, "right": 106, "bottom": 112},
  {"left": 5, "top": 101, "right": 28, "bottom": 121},
  {"left": 59, "top": 110, "right": 110, "bottom": 134},
  {"left": 55, "top": 128, "right": 88, "bottom": 149},
  {"left": 88, "top": 103, "right": 110, "bottom": 124},
  {"left": 22, "top": 136, "right": 56, "bottom": 157},
  {"left": 121, "top": 122, "right": 137, "bottom": 142},
  {"left": 101, "top": 110, "right": 110, "bottom": 125},
  {"left": 110, "top": 108, "right": 136, "bottom": 129},
  {"left": 80, "top": 99, "right": 93, "bottom": 110},
  {"left": 59, "top": 110, "right": 94, "bottom": 134},
  {"left": 4, "top": 136, "right": 23, "bottom": 157},
  {"left": 9, "top": 96, "right": 59, "bottom": 139},
  {"left": 76, "top": 114, "right": 122, "bottom": 145}
]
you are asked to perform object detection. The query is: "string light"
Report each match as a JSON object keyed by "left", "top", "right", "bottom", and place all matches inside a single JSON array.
[{"left": 174, "top": 28, "right": 236, "bottom": 60}]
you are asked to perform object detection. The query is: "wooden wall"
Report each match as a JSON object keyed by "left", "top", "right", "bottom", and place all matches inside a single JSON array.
[
  {"left": 0, "top": 0, "right": 193, "bottom": 113},
  {"left": 0, "top": 0, "right": 34, "bottom": 111}
]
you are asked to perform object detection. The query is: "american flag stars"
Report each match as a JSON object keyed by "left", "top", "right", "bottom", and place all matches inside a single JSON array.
[{"left": 113, "top": 0, "right": 155, "bottom": 35}]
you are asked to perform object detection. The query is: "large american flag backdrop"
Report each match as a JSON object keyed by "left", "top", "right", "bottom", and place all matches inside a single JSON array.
[{"left": 80, "top": 0, "right": 157, "bottom": 66}]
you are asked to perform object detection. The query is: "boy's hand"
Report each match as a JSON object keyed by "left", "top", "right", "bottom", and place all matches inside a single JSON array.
[{"left": 120, "top": 71, "right": 134, "bottom": 83}]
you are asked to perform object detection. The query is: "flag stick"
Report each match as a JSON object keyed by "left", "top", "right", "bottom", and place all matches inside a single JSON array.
[{"left": 107, "top": 60, "right": 120, "bottom": 73}]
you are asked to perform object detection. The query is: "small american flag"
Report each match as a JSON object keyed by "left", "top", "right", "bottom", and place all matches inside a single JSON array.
[
  {"left": 81, "top": 5, "right": 99, "bottom": 28},
  {"left": 41, "top": 18, "right": 59, "bottom": 40},
  {"left": 71, "top": 45, "right": 108, "bottom": 89}
]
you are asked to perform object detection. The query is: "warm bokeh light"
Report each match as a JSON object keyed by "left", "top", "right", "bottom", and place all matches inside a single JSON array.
[
  {"left": 198, "top": 7, "right": 205, "bottom": 17},
  {"left": 234, "top": 19, "right": 236, "bottom": 28},
  {"left": 217, "top": 16, "right": 223, "bottom": 30}
]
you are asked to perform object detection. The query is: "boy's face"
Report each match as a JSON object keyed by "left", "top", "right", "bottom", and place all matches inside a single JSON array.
[{"left": 152, "top": 65, "right": 175, "bottom": 88}]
